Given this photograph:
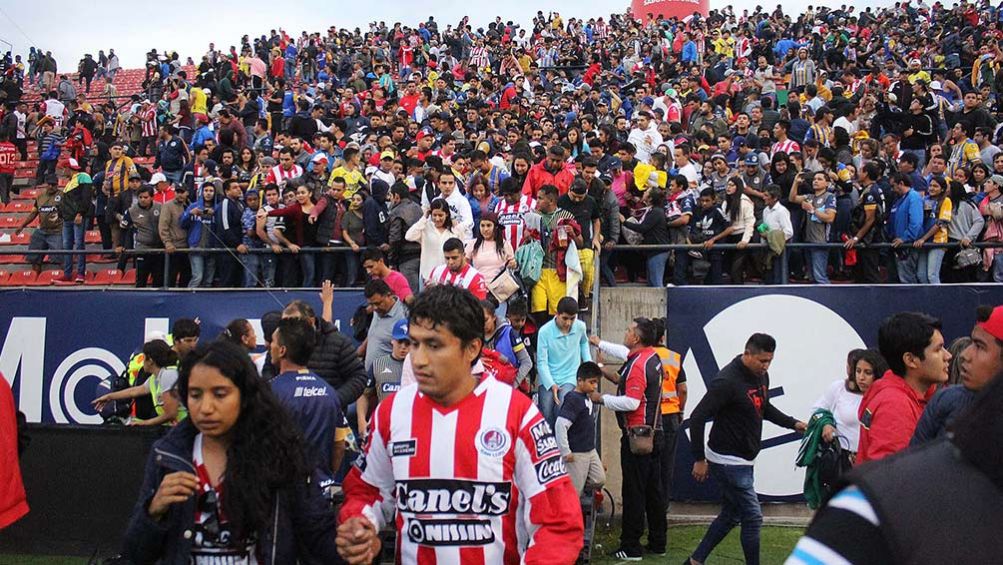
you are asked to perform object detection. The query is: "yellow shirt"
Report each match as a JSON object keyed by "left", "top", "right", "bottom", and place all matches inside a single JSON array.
[
  {"left": 190, "top": 88, "right": 208, "bottom": 115},
  {"left": 933, "top": 197, "right": 953, "bottom": 244},
  {"left": 329, "top": 165, "right": 365, "bottom": 197}
]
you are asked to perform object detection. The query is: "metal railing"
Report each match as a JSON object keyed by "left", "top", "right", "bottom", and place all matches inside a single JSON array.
[{"left": 2, "top": 240, "right": 1001, "bottom": 289}]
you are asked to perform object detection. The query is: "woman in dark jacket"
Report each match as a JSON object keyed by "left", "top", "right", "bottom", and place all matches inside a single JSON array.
[
  {"left": 621, "top": 188, "right": 671, "bottom": 287},
  {"left": 124, "top": 341, "right": 343, "bottom": 565}
]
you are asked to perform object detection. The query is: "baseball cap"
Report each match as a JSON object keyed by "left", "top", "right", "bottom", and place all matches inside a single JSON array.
[
  {"left": 642, "top": 96, "right": 655, "bottom": 107},
  {"left": 129, "top": 172, "right": 143, "bottom": 180},
  {"left": 380, "top": 150, "right": 395, "bottom": 160},
  {"left": 311, "top": 153, "right": 329, "bottom": 165},
  {"left": 733, "top": 135, "right": 746, "bottom": 147},
  {"left": 392, "top": 319, "right": 410, "bottom": 341},
  {"left": 711, "top": 153, "right": 726, "bottom": 162},
  {"left": 67, "top": 158, "right": 82, "bottom": 171},
  {"left": 607, "top": 156, "right": 623, "bottom": 170},
  {"left": 930, "top": 80, "right": 943, "bottom": 91},
  {"left": 150, "top": 172, "right": 168, "bottom": 184},
  {"left": 990, "top": 174, "right": 1003, "bottom": 187},
  {"left": 744, "top": 154, "right": 759, "bottom": 166}
]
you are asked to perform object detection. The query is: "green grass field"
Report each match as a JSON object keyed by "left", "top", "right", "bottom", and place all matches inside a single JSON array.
[
  {"left": 591, "top": 524, "right": 803, "bottom": 564},
  {"left": 0, "top": 525, "right": 802, "bottom": 565}
]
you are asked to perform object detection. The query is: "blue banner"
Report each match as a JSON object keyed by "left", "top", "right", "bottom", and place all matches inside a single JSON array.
[
  {"left": 666, "top": 284, "right": 1003, "bottom": 502},
  {"left": 0, "top": 289, "right": 364, "bottom": 424}
]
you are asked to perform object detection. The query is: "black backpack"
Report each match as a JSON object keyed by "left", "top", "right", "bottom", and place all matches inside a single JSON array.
[
  {"left": 94, "top": 368, "right": 134, "bottom": 424},
  {"left": 815, "top": 438, "right": 854, "bottom": 498}
]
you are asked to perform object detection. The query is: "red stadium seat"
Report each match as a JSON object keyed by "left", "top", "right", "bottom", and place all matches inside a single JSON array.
[
  {"left": 0, "top": 254, "right": 26, "bottom": 264},
  {"left": 0, "top": 216, "right": 24, "bottom": 228},
  {"left": 119, "top": 269, "right": 137, "bottom": 285},
  {"left": 86, "top": 269, "right": 125, "bottom": 285},
  {"left": 4, "top": 201, "right": 33, "bottom": 213},
  {"left": 2, "top": 270, "right": 37, "bottom": 286},
  {"left": 0, "top": 271, "right": 9, "bottom": 285},
  {"left": 35, "top": 269, "right": 66, "bottom": 286},
  {"left": 84, "top": 230, "right": 102, "bottom": 244}
]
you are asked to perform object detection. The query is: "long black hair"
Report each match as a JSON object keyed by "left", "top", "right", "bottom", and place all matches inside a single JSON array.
[
  {"left": 429, "top": 197, "right": 454, "bottom": 231},
  {"left": 725, "top": 176, "right": 746, "bottom": 224},
  {"left": 142, "top": 339, "right": 179, "bottom": 370},
  {"left": 177, "top": 341, "right": 308, "bottom": 539},
  {"left": 472, "top": 212, "right": 506, "bottom": 258}
]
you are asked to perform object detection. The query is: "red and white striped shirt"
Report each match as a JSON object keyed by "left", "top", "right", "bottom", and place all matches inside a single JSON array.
[
  {"left": 594, "top": 21, "right": 609, "bottom": 40},
  {"left": 494, "top": 196, "right": 537, "bottom": 251},
  {"left": 771, "top": 139, "right": 801, "bottom": 157},
  {"left": 339, "top": 377, "right": 584, "bottom": 564},
  {"left": 266, "top": 164, "right": 304, "bottom": 189},
  {"left": 469, "top": 46, "right": 490, "bottom": 70},
  {"left": 427, "top": 263, "right": 488, "bottom": 300},
  {"left": 141, "top": 107, "right": 158, "bottom": 138}
]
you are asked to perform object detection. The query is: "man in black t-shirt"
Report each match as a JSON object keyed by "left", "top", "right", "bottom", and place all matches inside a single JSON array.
[{"left": 555, "top": 361, "right": 606, "bottom": 494}]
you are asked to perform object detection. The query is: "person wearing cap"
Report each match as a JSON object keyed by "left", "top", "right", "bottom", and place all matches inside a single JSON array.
[
  {"left": 857, "top": 312, "right": 952, "bottom": 464},
  {"left": 149, "top": 172, "right": 177, "bottom": 205},
  {"left": 912, "top": 305, "right": 1003, "bottom": 445},
  {"left": 356, "top": 317, "right": 411, "bottom": 436},
  {"left": 371, "top": 148, "right": 397, "bottom": 189},
  {"left": 158, "top": 179, "right": 191, "bottom": 287},
  {"left": 53, "top": 158, "right": 93, "bottom": 283}
]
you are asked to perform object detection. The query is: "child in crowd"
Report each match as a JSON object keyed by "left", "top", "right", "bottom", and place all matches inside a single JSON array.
[{"left": 555, "top": 361, "right": 606, "bottom": 494}]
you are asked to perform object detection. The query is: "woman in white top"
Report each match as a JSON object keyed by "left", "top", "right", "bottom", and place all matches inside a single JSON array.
[
  {"left": 405, "top": 197, "right": 470, "bottom": 286},
  {"left": 811, "top": 349, "right": 889, "bottom": 454},
  {"left": 465, "top": 211, "right": 516, "bottom": 283},
  {"left": 721, "top": 176, "right": 756, "bottom": 283}
]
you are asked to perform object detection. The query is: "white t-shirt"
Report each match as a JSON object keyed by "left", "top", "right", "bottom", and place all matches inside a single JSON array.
[{"left": 811, "top": 379, "right": 864, "bottom": 452}]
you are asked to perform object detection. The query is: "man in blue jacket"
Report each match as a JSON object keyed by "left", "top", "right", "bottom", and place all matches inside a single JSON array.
[{"left": 888, "top": 173, "right": 925, "bottom": 283}]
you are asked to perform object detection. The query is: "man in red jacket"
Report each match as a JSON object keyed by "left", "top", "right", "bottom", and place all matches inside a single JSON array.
[
  {"left": 0, "top": 373, "right": 28, "bottom": 529},
  {"left": 858, "top": 312, "right": 952, "bottom": 464},
  {"left": 523, "top": 145, "right": 574, "bottom": 198}
]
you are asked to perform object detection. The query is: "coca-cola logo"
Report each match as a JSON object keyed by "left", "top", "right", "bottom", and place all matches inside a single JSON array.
[{"left": 534, "top": 455, "right": 567, "bottom": 485}]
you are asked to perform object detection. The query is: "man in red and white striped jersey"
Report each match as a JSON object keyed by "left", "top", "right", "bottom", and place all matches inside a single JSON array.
[
  {"left": 427, "top": 237, "right": 488, "bottom": 300},
  {"left": 337, "top": 285, "right": 583, "bottom": 564},
  {"left": 494, "top": 177, "right": 539, "bottom": 252},
  {"left": 265, "top": 147, "right": 304, "bottom": 189},
  {"left": 770, "top": 120, "right": 801, "bottom": 157}
]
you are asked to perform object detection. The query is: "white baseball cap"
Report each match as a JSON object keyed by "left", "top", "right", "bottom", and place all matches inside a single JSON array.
[{"left": 150, "top": 172, "right": 168, "bottom": 184}]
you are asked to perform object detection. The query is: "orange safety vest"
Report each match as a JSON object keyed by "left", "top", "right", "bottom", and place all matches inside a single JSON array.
[{"left": 654, "top": 346, "right": 682, "bottom": 415}]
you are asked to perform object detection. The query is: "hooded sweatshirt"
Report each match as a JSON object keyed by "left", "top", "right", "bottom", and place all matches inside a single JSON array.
[{"left": 857, "top": 371, "right": 935, "bottom": 464}]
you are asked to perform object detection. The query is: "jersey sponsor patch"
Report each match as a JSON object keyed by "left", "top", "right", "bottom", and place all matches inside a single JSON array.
[
  {"left": 293, "top": 385, "right": 328, "bottom": 398},
  {"left": 380, "top": 382, "right": 401, "bottom": 394},
  {"left": 391, "top": 439, "right": 417, "bottom": 458},
  {"left": 405, "top": 517, "right": 495, "bottom": 546},
  {"left": 534, "top": 454, "right": 567, "bottom": 485},
  {"left": 475, "top": 427, "right": 511, "bottom": 457},
  {"left": 394, "top": 479, "right": 512, "bottom": 516},
  {"left": 529, "top": 420, "right": 559, "bottom": 458}
]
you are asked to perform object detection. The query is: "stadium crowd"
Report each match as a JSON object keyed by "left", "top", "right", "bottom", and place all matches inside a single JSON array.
[
  {"left": 2, "top": 1, "right": 1003, "bottom": 564},
  {"left": 5, "top": 1, "right": 1003, "bottom": 292}
]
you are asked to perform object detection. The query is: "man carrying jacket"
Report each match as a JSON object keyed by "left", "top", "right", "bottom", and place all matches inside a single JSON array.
[
  {"left": 684, "top": 333, "right": 806, "bottom": 565},
  {"left": 281, "top": 300, "right": 368, "bottom": 407},
  {"left": 158, "top": 184, "right": 190, "bottom": 287},
  {"left": 128, "top": 185, "right": 164, "bottom": 288}
]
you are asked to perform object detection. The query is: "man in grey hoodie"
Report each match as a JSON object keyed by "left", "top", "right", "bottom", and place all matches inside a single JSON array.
[{"left": 386, "top": 181, "right": 423, "bottom": 293}]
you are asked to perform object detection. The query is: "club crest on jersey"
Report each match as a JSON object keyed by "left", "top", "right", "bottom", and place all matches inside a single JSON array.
[
  {"left": 475, "top": 427, "right": 511, "bottom": 457},
  {"left": 529, "top": 420, "right": 559, "bottom": 458}
]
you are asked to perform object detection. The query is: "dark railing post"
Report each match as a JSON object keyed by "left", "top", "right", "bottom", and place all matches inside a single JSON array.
[
  {"left": 780, "top": 248, "right": 790, "bottom": 285},
  {"left": 161, "top": 251, "right": 171, "bottom": 290}
]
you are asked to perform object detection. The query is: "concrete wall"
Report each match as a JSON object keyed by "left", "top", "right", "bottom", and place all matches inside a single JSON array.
[{"left": 594, "top": 288, "right": 666, "bottom": 509}]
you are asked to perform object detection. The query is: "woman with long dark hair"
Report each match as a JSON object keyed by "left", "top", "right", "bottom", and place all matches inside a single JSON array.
[
  {"left": 405, "top": 197, "right": 468, "bottom": 286},
  {"left": 221, "top": 318, "right": 257, "bottom": 353},
  {"left": 466, "top": 211, "right": 516, "bottom": 283},
  {"left": 123, "top": 341, "right": 342, "bottom": 564},
  {"left": 913, "top": 175, "right": 951, "bottom": 284},
  {"left": 722, "top": 177, "right": 756, "bottom": 283}
]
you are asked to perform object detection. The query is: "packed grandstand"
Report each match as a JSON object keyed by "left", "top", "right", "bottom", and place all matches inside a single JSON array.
[{"left": 2, "top": 2, "right": 1003, "bottom": 289}]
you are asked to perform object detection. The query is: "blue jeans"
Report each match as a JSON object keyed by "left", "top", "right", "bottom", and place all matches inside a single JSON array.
[
  {"left": 28, "top": 230, "right": 62, "bottom": 267},
  {"left": 646, "top": 251, "right": 669, "bottom": 288},
  {"left": 809, "top": 249, "right": 830, "bottom": 284},
  {"left": 919, "top": 248, "right": 945, "bottom": 284},
  {"left": 242, "top": 252, "right": 261, "bottom": 287},
  {"left": 61, "top": 221, "right": 85, "bottom": 277},
  {"left": 896, "top": 249, "right": 921, "bottom": 283},
  {"left": 691, "top": 463, "right": 762, "bottom": 565},
  {"left": 163, "top": 170, "right": 183, "bottom": 187},
  {"left": 299, "top": 253, "right": 316, "bottom": 287},
  {"left": 537, "top": 383, "right": 575, "bottom": 428},
  {"left": 188, "top": 253, "right": 216, "bottom": 287},
  {"left": 261, "top": 253, "right": 276, "bottom": 287},
  {"left": 600, "top": 247, "right": 617, "bottom": 287}
]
